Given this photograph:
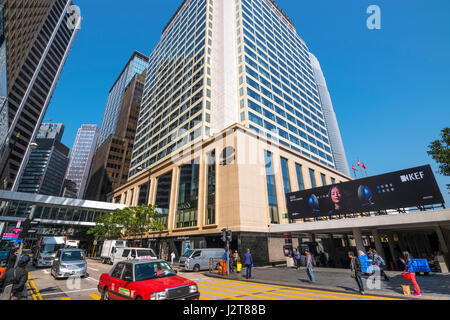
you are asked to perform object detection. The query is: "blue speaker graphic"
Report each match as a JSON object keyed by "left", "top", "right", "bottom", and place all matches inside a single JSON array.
[
  {"left": 358, "top": 185, "right": 375, "bottom": 207},
  {"left": 308, "top": 194, "right": 320, "bottom": 214}
]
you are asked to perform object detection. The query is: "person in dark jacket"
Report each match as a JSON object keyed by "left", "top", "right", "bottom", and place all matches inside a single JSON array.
[
  {"left": 6, "top": 248, "right": 19, "bottom": 270},
  {"left": 348, "top": 251, "right": 365, "bottom": 295},
  {"left": 305, "top": 250, "right": 315, "bottom": 283},
  {"left": 244, "top": 249, "right": 253, "bottom": 279},
  {"left": 1, "top": 255, "right": 30, "bottom": 300}
]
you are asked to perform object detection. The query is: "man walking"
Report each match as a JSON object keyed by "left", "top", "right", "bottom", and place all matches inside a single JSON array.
[
  {"left": 305, "top": 249, "right": 315, "bottom": 283},
  {"left": 0, "top": 255, "right": 30, "bottom": 300},
  {"left": 244, "top": 249, "right": 253, "bottom": 279},
  {"left": 348, "top": 251, "right": 365, "bottom": 295},
  {"left": 369, "top": 249, "right": 389, "bottom": 281}
]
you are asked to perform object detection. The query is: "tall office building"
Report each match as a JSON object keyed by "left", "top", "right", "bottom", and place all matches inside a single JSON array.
[
  {"left": 309, "top": 53, "right": 350, "bottom": 176},
  {"left": 96, "top": 51, "right": 149, "bottom": 149},
  {"left": 65, "top": 124, "right": 98, "bottom": 198},
  {"left": 86, "top": 71, "right": 145, "bottom": 201},
  {"left": 0, "top": 0, "right": 81, "bottom": 191},
  {"left": 0, "top": 3, "right": 8, "bottom": 161},
  {"left": 17, "top": 122, "right": 70, "bottom": 196},
  {"left": 113, "top": 0, "right": 351, "bottom": 264}
]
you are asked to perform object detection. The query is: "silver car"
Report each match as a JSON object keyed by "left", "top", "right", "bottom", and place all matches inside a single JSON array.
[{"left": 51, "top": 249, "right": 87, "bottom": 279}]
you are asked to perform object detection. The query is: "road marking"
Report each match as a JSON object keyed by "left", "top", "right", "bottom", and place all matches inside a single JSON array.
[
  {"left": 42, "top": 270, "right": 50, "bottom": 274},
  {"left": 28, "top": 273, "right": 43, "bottom": 300},
  {"left": 86, "top": 277, "right": 99, "bottom": 282},
  {"left": 198, "top": 289, "right": 247, "bottom": 300},
  {"left": 27, "top": 281, "right": 37, "bottom": 300},
  {"left": 61, "top": 297, "right": 72, "bottom": 300},
  {"left": 89, "top": 294, "right": 101, "bottom": 300},
  {"left": 199, "top": 296, "right": 214, "bottom": 300},
  {"left": 198, "top": 284, "right": 280, "bottom": 300},
  {"left": 209, "top": 279, "right": 403, "bottom": 300},
  {"left": 88, "top": 267, "right": 99, "bottom": 271},
  {"left": 40, "top": 287, "right": 99, "bottom": 297},
  {"left": 200, "top": 281, "right": 317, "bottom": 300}
]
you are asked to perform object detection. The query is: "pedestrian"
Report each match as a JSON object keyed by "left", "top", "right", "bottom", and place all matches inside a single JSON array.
[
  {"left": 305, "top": 249, "right": 315, "bottom": 283},
  {"left": 0, "top": 255, "right": 30, "bottom": 300},
  {"left": 229, "top": 250, "right": 234, "bottom": 273},
  {"left": 6, "top": 248, "right": 19, "bottom": 270},
  {"left": 400, "top": 251, "right": 421, "bottom": 296},
  {"left": 244, "top": 248, "right": 253, "bottom": 279},
  {"left": 369, "top": 249, "right": 389, "bottom": 281},
  {"left": 293, "top": 249, "right": 301, "bottom": 270},
  {"left": 170, "top": 251, "right": 176, "bottom": 265},
  {"left": 348, "top": 251, "right": 365, "bottom": 295},
  {"left": 233, "top": 250, "right": 240, "bottom": 272}
]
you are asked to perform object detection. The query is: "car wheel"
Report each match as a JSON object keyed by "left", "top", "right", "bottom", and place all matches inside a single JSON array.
[
  {"left": 101, "top": 287, "right": 109, "bottom": 300},
  {"left": 193, "top": 264, "right": 200, "bottom": 272},
  {"left": 135, "top": 296, "right": 143, "bottom": 300}
]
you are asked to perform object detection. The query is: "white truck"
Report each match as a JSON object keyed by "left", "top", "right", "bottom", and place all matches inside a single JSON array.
[
  {"left": 100, "top": 240, "right": 127, "bottom": 264},
  {"left": 65, "top": 240, "right": 80, "bottom": 248},
  {"left": 32, "top": 236, "right": 67, "bottom": 267}
]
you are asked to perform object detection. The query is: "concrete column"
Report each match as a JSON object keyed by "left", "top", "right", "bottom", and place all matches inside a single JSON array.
[
  {"left": 371, "top": 229, "right": 385, "bottom": 259},
  {"left": 386, "top": 232, "right": 400, "bottom": 270},
  {"left": 435, "top": 225, "right": 450, "bottom": 274},
  {"left": 352, "top": 228, "right": 365, "bottom": 255}
]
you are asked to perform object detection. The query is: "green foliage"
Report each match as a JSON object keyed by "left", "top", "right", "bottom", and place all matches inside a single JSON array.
[
  {"left": 427, "top": 127, "right": 450, "bottom": 190},
  {"left": 87, "top": 205, "right": 165, "bottom": 240}
]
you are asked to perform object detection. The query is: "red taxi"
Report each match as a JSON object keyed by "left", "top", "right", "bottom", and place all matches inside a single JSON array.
[{"left": 98, "top": 259, "right": 200, "bottom": 300}]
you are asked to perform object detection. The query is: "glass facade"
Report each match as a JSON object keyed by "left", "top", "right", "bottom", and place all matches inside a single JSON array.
[
  {"left": 264, "top": 150, "right": 279, "bottom": 224},
  {"left": 155, "top": 170, "right": 173, "bottom": 227},
  {"left": 320, "top": 173, "right": 327, "bottom": 186},
  {"left": 130, "top": 0, "right": 211, "bottom": 177},
  {"left": 309, "top": 168, "right": 316, "bottom": 188},
  {"left": 137, "top": 181, "right": 150, "bottom": 205},
  {"left": 295, "top": 163, "right": 304, "bottom": 191},
  {"left": 206, "top": 150, "right": 216, "bottom": 225},
  {"left": 237, "top": 0, "right": 335, "bottom": 168},
  {"left": 280, "top": 157, "right": 290, "bottom": 194},
  {"left": 176, "top": 159, "right": 200, "bottom": 228}
]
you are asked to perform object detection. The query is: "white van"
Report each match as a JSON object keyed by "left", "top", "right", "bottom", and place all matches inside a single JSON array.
[
  {"left": 101, "top": 240, "right": 127, "bottom": 264},
  {"left": 33, "top": 237, "right": 67, "bottom": 267},
  {"left": 111, "top": 247, "right": 157, "bottom": 264},
  {"left": 179, "top": 249, "right": 225, "bottom": 272}
]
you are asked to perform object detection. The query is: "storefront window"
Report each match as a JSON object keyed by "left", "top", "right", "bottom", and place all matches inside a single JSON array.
[{"left": 176, "top": 159, "right": 200, "bottom": 228}]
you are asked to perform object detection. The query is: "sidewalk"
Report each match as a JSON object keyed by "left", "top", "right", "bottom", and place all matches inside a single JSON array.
[{"left": 203, "top": 265, "right": 450, "bottom": 300}]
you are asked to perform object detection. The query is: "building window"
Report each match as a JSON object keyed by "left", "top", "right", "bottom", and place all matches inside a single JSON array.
[
  {"left": 129, "top": 189, "right": 135, "bottom": 206},
  {"left": 122, "top": 192, "right": 127, "bottom": 204},
  {"left": 114, "top": 196, "right": 121, "bottom": 204},
  {"left": 280, "top": 157, "right": 290, "bottom": 194},
  {"left": 155, "top": 170, "right": 172, "bottom": 228},
  {"left": 138, "top": 181, "right": 150, "bottom": 205},
  {"left": 295, "top": 164, "right": 304, "bottom": 191},
  {"left": 176, "top": 159, "right": 200, "bottom": 228},
  {"left": 320, "top": 173, "right": 327, "bottom": 186},
  {"left": 309, "top": 169, "right": 316, "bottom": 189},
  {"left": 264, "top": 151, "right": 279, "bottom": 224},
  {"left": 331, "top": 177, "right": 336, "bottom": 185},
  {"left": 206, "top": 150, "right": 216, "bottom": 225}
]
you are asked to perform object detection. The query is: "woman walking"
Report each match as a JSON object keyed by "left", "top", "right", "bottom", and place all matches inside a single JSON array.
[{"left": 400, "top": 252, "right": 421, "bottom": 296}]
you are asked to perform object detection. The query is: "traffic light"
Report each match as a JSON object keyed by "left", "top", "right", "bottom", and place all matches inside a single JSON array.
[
  {"left": 221, "top": 228, "right": 227, "bottom": 242},
  {"left": 226, "top": 230, "right": 232, "bottom": 242}
]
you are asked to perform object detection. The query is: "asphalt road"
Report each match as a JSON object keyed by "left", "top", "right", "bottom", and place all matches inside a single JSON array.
[{"left": 25, "top": 259, "right": 403, "bottom": 301}]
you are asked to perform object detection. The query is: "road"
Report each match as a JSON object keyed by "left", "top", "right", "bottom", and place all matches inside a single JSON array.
[{"left": 26, "top": 259, "right": 402, "bottom": 301}]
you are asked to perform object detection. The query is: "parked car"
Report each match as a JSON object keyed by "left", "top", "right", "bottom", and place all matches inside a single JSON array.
[
  {"left": 179, "top": 248, "right": 225, "bottom": 272},
  {"left": 111, "top": 247, "right": 157, "bottom": 265},
  {"left": 33, "top": 236, "right": 66, "bottom": 267},
  {"left": 51, "top": 248, "right": 87, "bottom": 279},
  {"left": 98, "top": 260, "right": 199, "bottom": 300}
]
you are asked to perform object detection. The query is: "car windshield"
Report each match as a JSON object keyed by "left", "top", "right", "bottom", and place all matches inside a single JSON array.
[
  {"left": 136, "top": 250, "right": 156, "bottom": 258},
  {"left": 134, "top": 262, "right": 177, "bottom": 281},
  {"left": 61, "top": 251, "right": 85, "bottom": 262},
  {"left": 182, "top": 250, "right": 194, "bottom": 258},
  {"left": 41, "top": 244, "right": 64, "bottom": 253}
]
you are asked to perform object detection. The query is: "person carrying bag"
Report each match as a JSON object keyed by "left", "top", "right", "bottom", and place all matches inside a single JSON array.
[{"left": 400, "top": 252, "right": 421, "bottom": 297}]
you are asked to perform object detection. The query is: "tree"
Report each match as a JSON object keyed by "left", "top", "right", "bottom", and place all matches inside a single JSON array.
[
  {"left": 87, "top": 205, "right": 165, "bottom": 242},
  {"left": 427, "top": 127, "right": 450, "bottom": 190}
]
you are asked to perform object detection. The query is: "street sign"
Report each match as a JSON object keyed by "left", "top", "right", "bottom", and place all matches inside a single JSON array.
[
  {"left": 27, "top": 230, "right": 37, "bottom": 234},
  {"left": 16, "top": 220, "right": 22, "bottom": 228},
  {"left": 93, "top": 240, "right": 97, "bottom": 245}
]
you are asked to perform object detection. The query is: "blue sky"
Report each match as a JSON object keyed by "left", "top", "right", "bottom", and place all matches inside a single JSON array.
[{"left": 46, "top": 0, "right": 450, "bottom": 204}]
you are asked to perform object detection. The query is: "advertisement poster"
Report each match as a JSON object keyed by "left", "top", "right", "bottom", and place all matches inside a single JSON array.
[{"left": 287, "top": 165, "right": 444, "bottom": 220}]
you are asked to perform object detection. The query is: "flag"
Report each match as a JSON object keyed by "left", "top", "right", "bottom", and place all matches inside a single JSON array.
[
  {"left": 362, "top": 163, "right": 367, "bottom": 170},
  {"left": 357, "top": 159, "right": 361, "bottom": 167},
  {"left": 352, "top": 165, "right": 357, "bottom": 171}
]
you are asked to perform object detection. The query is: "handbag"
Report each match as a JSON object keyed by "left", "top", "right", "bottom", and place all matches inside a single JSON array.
[
  {"left": 351, "top": 270, "right": 356, "bottom": 278},
  {"left": 402, "top": 267, "right": 412, "bottom": 280}
]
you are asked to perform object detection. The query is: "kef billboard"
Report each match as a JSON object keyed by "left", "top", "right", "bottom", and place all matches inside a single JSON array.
[{"left": 287, "top": 165, "right": 444, "bottom": 220}]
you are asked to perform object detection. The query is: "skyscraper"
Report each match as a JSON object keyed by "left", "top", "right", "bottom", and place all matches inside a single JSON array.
[
  {"left": 65, "top": 124, "right": 98, "bottom": 198},
  {"left": 86, "top": 70, "right": 145, "bottom": 201},
  {"left": 17, "top": 122, "right": 70, "bottom": 196},
  {"left": 96, "top": 51, "right": 149, "bottom": 149},
  {"left": 112, "top": 0, "right": 351, "bottom": 264},
  {"left": 0, "top": 0, "right": 81, "bottom": 191}
]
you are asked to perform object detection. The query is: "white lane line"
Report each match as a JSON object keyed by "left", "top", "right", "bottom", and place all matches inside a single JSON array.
[
  {"left": 40, "top": 287, "right": 99, "bottom": 297},
  {"left": 88, "top": 267, "right": 99, "bottom": 271},
  {"left": 42, "top": 270, "right": 50, "bottom": 274},
  {"left": 86, "top": 277, "right": 99, "bottom": 282}
]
